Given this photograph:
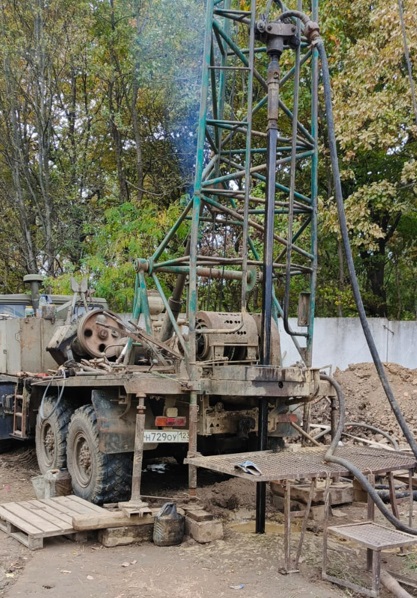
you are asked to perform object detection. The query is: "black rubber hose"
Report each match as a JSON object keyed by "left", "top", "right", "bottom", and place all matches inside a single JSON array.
[
  {"left": 38, "top": 371, "right": 66, "bottom": 421},
  {"left": 317, "top": 39, "right": 417, "bottom": 459},
  {"left": 318, "top": 41, "right": 417, "bottom": 532},
  {"left": 378, "top": 490, "right": 417, "bottom": 504},
  {"left": 322, "top": 373, "right": 417, "bottom": 534},
  {"left": 276, "top": 9, "right": 417, "bottom": 534},
  {"left": 313, "top": 421, "right": 399, "bottom": 450},
  {"left": 277, "top": 9, "right": 310, "bottom": 25}
]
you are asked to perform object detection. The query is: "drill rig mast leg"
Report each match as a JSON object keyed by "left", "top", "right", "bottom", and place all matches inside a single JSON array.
[
  {"left": 119, "top": 394, "right": 151, "bottom": 517},
  {"left": 188, "top": 391, "right": 199, "bottom": 498}
]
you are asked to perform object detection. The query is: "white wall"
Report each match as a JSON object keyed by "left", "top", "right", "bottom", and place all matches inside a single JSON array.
[{"left": 279, "top": 318, "right": 417, "bottom": 371}]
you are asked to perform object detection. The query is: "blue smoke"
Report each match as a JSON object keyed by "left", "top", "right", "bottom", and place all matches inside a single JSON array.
[{"left": 136, "top": 0, "right": 207, "bottom": 188}]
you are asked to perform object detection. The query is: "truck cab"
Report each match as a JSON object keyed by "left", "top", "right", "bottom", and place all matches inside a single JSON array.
[{"left": 0, "top": 284, "right": 107, "bottom": 445}]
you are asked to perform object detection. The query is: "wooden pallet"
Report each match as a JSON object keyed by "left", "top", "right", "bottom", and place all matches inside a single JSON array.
[{"left": 0, "top": 495, "right": 106, "bottom": 550}]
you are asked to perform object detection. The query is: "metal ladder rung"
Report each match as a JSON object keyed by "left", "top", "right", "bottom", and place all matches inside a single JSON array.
[
  {"left": 208, "top": 66, "right": 251, "bottom": 71},
  {"left": 13, "top": 394, "right": 25, "bottom": 436},
  {"left": 214, "top": 9, "right": 252, "bottom": 16}
]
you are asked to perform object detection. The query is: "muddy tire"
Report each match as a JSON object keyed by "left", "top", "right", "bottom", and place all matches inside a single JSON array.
[
  {"left": 66, "top": 405, "right": 132, "bottom": 504},
  {"left": 36, "top": 396, "right": 73, "bottom": 474}
]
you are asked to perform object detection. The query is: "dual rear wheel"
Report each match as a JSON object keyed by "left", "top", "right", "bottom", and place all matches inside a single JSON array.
[{"left": 36, "top": 399, "right": 131, "bottom": 504}]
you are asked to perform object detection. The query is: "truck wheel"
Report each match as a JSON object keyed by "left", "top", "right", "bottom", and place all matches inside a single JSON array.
[
  {"left": 36, "top": 396, "right": 73, "bottom": 474},
  {"left": 66, "top": 405, "right": 132, "bottom": 504}
]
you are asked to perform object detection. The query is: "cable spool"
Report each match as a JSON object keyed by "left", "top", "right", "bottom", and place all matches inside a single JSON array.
[
  {"left": 75, "top": 309, "right": 126, "bottom": 359},
  {"left": 195, "top": 311, "right": 259, "bottom": 362}
]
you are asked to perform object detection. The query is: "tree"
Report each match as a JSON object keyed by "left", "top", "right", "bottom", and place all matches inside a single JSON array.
[{"left": 317, "top": 0, "right": 417, "bottom": 317}]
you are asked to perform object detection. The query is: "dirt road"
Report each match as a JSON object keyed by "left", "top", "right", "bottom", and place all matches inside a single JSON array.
[{"left": 4, "top": 533, "right": 346, "bottom": 598}]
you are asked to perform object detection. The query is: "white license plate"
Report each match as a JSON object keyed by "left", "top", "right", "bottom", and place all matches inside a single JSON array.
[{"left": 144, "top": 429, "right": 189, "bottom": 443}]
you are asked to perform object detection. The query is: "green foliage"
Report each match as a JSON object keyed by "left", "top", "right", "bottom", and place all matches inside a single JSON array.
[
  {"left": 49, "top": 199, "right": 187, "bottom": 311},
  {"left": 0, "top": 0, "right": 416, "bottom": 322},
  {"left": 316, "top": 0, "right": 417, "bottom": 317}
]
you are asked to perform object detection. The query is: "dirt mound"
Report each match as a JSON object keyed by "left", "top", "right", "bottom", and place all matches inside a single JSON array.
[
  {"left": 312, "top": 362, "right": 417, "bottom": 449},
  {"left": 196, "top": 477, "right": 275, "bottom": 518}
]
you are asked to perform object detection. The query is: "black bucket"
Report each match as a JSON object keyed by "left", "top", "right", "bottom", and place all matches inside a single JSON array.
[{"left": 153, "top": 502, "right": 184, "bottom": 546}]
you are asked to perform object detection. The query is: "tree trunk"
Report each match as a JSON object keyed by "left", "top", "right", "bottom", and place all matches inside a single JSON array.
[
  {"left": 108, "top": 80, "right": 128, "bottom": 202},
  {"left": 361, "top": 238, "right": 387, "bottom": 317},
  {"left": 131, "top": 0, "right": 144, "bottom": 202},
  {"left": 1, "top": 28, "right": 37, "bottom": 274},
  {"left": 34, "top": 0, "right": 54, "bottom": 274},
  {"left": 337, "top": 239, "right": 344, "bottom": 317},
  {"left": 108, "top": 0, "right": 128, "bottom": 202}
]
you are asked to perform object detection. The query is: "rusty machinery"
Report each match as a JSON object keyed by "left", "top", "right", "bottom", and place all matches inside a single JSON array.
[
  {"left": 22, "top": 0, "right": 328, "bottom": 526},
  {"left": 126, "top": 0, "right": 326, "bottom": 532},
  {"left": 125, "top": 0, "right": 417, "bottom": 534}
]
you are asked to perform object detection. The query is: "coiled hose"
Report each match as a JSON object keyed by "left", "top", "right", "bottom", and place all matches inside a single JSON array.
[{"left": 322, "top": 374, "right": 417, "bottom": 533}]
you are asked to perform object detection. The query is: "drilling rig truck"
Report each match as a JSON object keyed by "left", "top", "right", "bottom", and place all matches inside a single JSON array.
[{"left": 0, "top": 1, "right": 339, "bottom": 511}]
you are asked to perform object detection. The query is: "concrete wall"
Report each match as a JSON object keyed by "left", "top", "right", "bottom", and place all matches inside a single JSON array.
[{"left": 278, "top": 318, "right": 417, "bottom": 372}]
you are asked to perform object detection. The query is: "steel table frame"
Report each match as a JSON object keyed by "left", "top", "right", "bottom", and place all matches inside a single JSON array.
[{"left": 186, "top": 447, "right": 417, "bottom": 574}]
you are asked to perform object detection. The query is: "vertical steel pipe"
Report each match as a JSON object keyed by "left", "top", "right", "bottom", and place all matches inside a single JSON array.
[
  {"left": 257, "top": 50, "right": 280, "bottom": 535},
  {"left": 188, "top": 391, "right": 199, "bottom": 497},
  {"left": 131, "top": 394, "right": 146, "bottom": 502}
]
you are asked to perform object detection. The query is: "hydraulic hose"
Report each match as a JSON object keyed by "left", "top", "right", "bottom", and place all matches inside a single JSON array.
[
  {"left": 38, "top": 370, "right": 66, "bottom": 421},
  {"left": 322, "top": 374, "right": 417, "bottom": 534},
  {"left": 318, "top": 39, "right": 417, "bottom": 532},
  {"left": 313, "top": 421, "right": 399, "bottom": 450},
  {"left": 276, "top": 8, "right": 417, "bottom": 533},
  {"left": 317, "top": 39, "right": 417, "bottom": 459},
  {"left": 378, "top": 490, "right": 417, "bottom": 503}
]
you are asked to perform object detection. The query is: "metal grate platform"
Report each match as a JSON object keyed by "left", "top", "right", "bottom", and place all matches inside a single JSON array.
[
  {"left": 185, "top": 446, "right": 417, "bottom": 482},
  {"left": 323, "top": 521, "right": 417, "bottom": 597},
  {"left": 327, "top": 521, "right": 417, "bottom": 551}
]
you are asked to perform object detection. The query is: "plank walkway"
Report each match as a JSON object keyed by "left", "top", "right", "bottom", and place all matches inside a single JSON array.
[{"left": 0, "top": 495, "right": 105, "bottom": 550}]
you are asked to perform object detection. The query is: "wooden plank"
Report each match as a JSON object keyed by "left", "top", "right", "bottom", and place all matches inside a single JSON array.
[
  {"left": 53, "top": 496, "right": 105, "bottom": 515},
  {"left": 0, "top": 518, "right": 12, "bottom": 534},
  {"left": 26, "top": 500, "right": 73, "bottom": 526},
  {"left": 9, "top": 529, "right": 43, "bottom": 550},
  {"left": 73, "top": 511, "right": 155, "bottom": 531},
  {"left": 1, "top": 503, "right": 61, "bottom": 535},
  {"left": 66, "top": 495, "right": 105, "bottom": 514},
  {"left": 0, "top": 506, "right": 43, "bottom": 537},
  {"left": 21, "top": 501, "right": 72, "bottom": 532},
  {"left": 270, "top": 481, "right": 353, "bottom": 506},
  {"left": 37, "top": 498, "right": 84, "bottom": 519}
]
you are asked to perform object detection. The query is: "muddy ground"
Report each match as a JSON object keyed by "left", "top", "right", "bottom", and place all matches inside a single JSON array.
[{"left": 2, "top": 362, "right": 417, "bottom": 597}]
